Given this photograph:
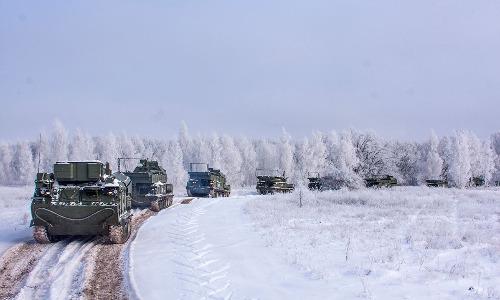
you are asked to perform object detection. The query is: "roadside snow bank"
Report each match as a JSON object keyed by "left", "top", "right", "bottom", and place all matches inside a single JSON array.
[
  {"left": 0, "top": 186, "right": 32, "bottom": 255},
  {"left": 244, "top": 187, "right": 500, "bottom": 299}
]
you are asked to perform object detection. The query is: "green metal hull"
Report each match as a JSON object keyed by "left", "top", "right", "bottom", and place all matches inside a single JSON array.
[{"left": 31, "top": 201, "right": 129, "bottom": 237}]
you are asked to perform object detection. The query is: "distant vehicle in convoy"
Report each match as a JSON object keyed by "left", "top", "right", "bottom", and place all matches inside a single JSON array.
[
  {"left": 31, "top": 161, "right": 132, "bottom": 244},
  {"left": 364, "top": 175, "right": 398, "bottom": 188},
  {"left": 186, "top": 163, "right": 231, "bottom": 197},
  {"left": 307, "top": 172, "right": 346, "bottom": 191},
  {"left": 121, "top": 159, "right": 174, "bottom": 212},
  {"left": 426, "top": 179, "right": 449, "bottom": 187},
  {"left": 469, "top": 176, "right": 485, "bottom": 187},
  {"left": 256, "top": 169, "right": 294, "bottom": 194}
]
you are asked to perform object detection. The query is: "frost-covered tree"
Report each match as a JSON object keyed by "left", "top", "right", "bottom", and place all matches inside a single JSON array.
[
  {"left": 447, "top": 131, "right": 471, "bottom": 188},
  {"left": 235, "top": 137, "right": 257, "bottom": 186},
  {"left": 391, "top": 142, "right": 419, "bottom": 185},
  {"left": 278, "top": 128, "right": 294, "bottom": 180},
  {"left": 293, "top": 138, "right": 309, "bottom": 185},
  {"left": 178, "top": 121, "right": 192, "bottom": 170},
  {"left": 323, "top": 131, "right": 341, "bottom": 173},
  {"left": 50, "top": 120, "right": 69, "bottom": 163},
  {"left": 12, "top": 141, "right": 35, "bottom": 185},
  {"left": 255, "top": 139, "right": 277, "bottom": 170},
  {"left": 352, "top": 131, "right": 386, "bottom": 177},
  {"left": 208, "top": 133, "right": 223, "bottom": 169},
  {"left": 307, "top": 131, "right": 328, "bottom": 177},
  {"left": 94, "top": 133, "right": 119, "bottom": 170},
  {"left": 467, "top": 131, "right": 483, "bottom": 179},
  {"left": 220, "top": 135, "right": 243, "bottom": 187},
  {"left": 337, "top": 131, "right": 362, "bottom": 187},
  {"left": 69, "top": 129, "right": 94, "bottom": 161},
  {"left": 117, "top": 134, "right": 137, "bottom": 171},
  {"left": 191, "top": 135, "right": 211, "bottom": 168},
  {"left": 480, "top": 140, "right": 496, "bottom": 185},
  {"left": 131, "top": 136, "right": 147, "bottom": 159},
  {"left": 167, "top": 140, "right": 187, "bottom": 189},
  {"left": 491, "top": 132, "right": 500, "bottom": 183},
  {"left": 424, "top": 131, "right": 443, "bottom": 181},
  {"left": 0, "top": 143, "right": 13, "bottom": 185}
]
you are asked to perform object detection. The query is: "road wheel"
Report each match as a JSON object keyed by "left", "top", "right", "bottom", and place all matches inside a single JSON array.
[
  {"left": 33, "top": 226, "right": 55, "bottom": 244},
  {"left": 109, "top": 221, "right": 131, "bottom": 244},
  {"left": 150, "top": 200, "right": 160, "bottom": 212}
]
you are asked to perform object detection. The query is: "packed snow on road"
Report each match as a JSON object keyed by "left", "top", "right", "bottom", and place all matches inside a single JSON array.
[{"left": 0, "top": 186, "right": 499, "bottom": 299}]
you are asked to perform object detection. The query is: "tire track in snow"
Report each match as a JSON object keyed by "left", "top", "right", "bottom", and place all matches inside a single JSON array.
[
  {"left": 15, "top": 237, "right": 96, "bottom": 300},
  {"left": 0, "top": 242, "right": 47, "bottom": 299},
  {"left": 169, "top": 200, "right": 233, "bottom": 300}
]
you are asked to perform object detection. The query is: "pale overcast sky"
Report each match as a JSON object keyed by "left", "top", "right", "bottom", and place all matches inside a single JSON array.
[{"left": 1, "top": 0, "right": 499, "bottom": 141}]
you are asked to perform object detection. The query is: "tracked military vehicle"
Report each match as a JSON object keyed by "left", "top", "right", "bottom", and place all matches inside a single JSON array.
[
  {"left": 121, "top": 159, "right": 174, "bottom": 212},
  {"left": 307, "top": 172, "right": 346, "bottom": 191},
  {"left": 31, "top": 161, "right": 132, "bottom": 244},
  {"left": 186, "top": 163, "right": 230, "bottom": 197},
  {"left": 426, "top": 179, "right": 449, "bottom": 187},
  {"left": 256, "top": 169, "right": 294, "bottom": 194},
  {"left": 307, "top": 172, "right": 322, "bottom": 190},
  {"left": 365, "top": 175, "right": 398, "bottom": 188},
  {"left": 469, "top": 176, "right": 485, "bottom": 187}
]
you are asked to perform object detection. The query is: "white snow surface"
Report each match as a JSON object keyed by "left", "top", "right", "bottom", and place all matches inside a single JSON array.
[
  {"left": 0, "top": 186, "right": 32, "bottom": 255},
  {"left": 131, "top": 187, "right": 500, "bottom": 300}
]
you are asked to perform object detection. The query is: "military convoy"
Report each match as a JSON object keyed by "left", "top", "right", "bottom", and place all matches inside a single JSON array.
[
  {"left": 364, "top": 175, "right": 398, "bottom": 188},
  {"left": 256, "top": 169, "right": 294, "bottom": 194},
  {"left": 121, "top": 159, "right": 174, "bottom": 212},
  {"left": 186, "top": 163, "right": 231, "bottom": 197},
  {"left": 28, "top": 154, "right": 491, "bottom": 245},
  {"left": 31, "top": 161, "right": 132, "bottom": 244}
]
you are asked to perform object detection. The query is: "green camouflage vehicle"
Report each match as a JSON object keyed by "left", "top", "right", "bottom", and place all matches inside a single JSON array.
[
  {"left": 31, "top": 161, "right": 132, "bottom": 244},
  {"left": 469, "top": 176, "right": 485, "bottom": 187},
  {"left": 122, "top": 159, "right": 174, "bottom": 212},
  {"left": 307, "top": 172, "right": 346, "bottom": 191},
  {"left": 364, "top": 175, "right": 398, "bottom": 188},
  {"left": 186, "top": 163, "right": 230, "bottom": 197},
  {"left": 307, "top": 172, "right": 322, "bottom": 191},
  {"left": 425, "top": 179, "right": 449, "bottom": 187},
  {"left": 256, "top": 169, "right": 294, "bottom": 194}
]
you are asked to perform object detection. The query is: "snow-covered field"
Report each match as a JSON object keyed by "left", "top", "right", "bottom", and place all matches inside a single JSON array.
[
  {"left": 0, "top": 186, "right": 32, "bottom": 255},
  {"left": 245, "top": 187, "right": 500, "bottom": 299},
  {"left": 1, "top": 186, "right": 499, "bottom": 299}
]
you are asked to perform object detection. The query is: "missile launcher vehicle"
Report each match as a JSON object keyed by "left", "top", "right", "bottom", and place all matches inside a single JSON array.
[
  {"left": 256, "top": 169, "right": 294, "bottom": 195},
  {"left": 425, "top": 179, "right": 449, "bottom": 187},
  {"left": 186, "top": 163, "right": 230, "bottom": 197},
  {"left": 307, "top": 172, "right": 346, "bottom": 191},
  {"left": 469, "top": 176, "right": 485, "bottom": 187},
  {"left": 31, "top": 161, "right": 132, "bottom": 244},
  {"left": 364, "top": 175, "right": 398, "bottom": 188},
  {"left": 122, "top": 159, "right": 174, "bottom": 212}
]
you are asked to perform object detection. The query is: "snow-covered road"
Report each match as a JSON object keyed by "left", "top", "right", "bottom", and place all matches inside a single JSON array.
[{"left": 130, "top": 195, "right": 339, "bottom": 300}]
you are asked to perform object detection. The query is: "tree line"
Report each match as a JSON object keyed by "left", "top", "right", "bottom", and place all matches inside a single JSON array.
[{"left": 1, "top": 121, "right": 499, "bottom": 189}]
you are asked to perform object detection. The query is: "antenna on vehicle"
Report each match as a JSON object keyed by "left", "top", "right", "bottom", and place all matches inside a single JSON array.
[
  {"left": 117, "top": 157, "right": 142, "bottom": 172},
  {"left": 37, "top": 133, "right": 42, "bottom": 173}
]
